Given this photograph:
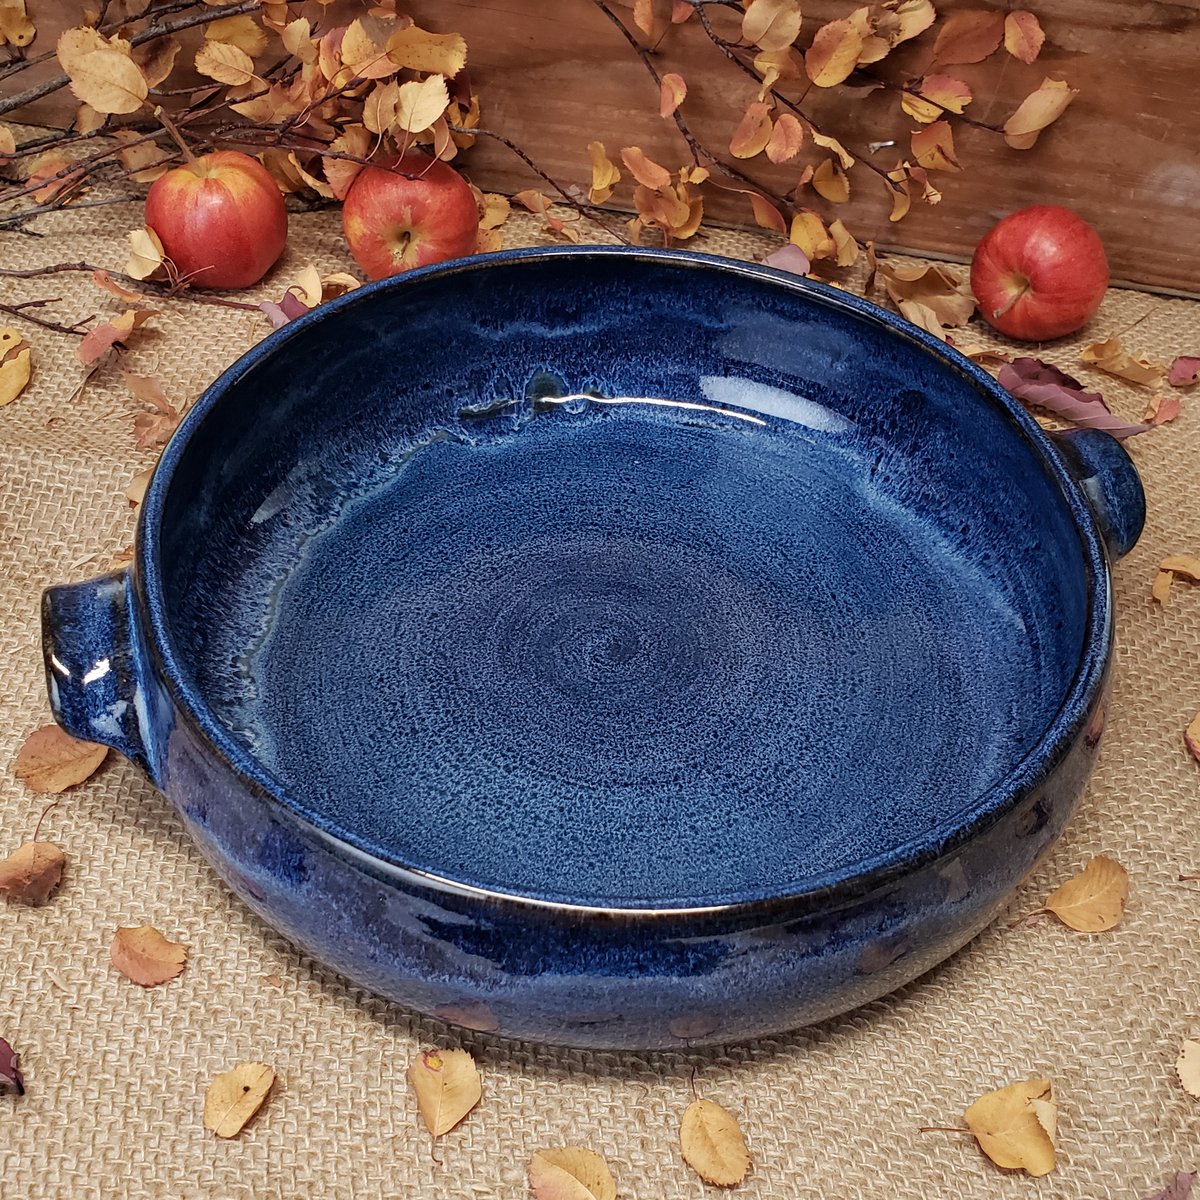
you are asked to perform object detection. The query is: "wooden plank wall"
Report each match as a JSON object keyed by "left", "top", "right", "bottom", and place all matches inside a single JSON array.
[{"left": 12, "top": 1, "right": 1200, "bottom": 293}]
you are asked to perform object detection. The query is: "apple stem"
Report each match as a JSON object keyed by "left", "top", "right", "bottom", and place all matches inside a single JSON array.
[
  {"left": 991, "top": 278, "right": 1031, "bottom": 321},
  {"left": 154, "top": 105, "right": 203, "bottom": 174}
]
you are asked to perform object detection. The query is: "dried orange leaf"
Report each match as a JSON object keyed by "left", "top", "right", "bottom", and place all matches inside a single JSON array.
[
  {"left": 205, "top": 13, "right": 268, "bottom": 57},
  {"left": 1080, "top": 334, "right": 1167, "bottom": 386},
  {"left": 14, "top": 725, "right": 107, "bottom": 793},
  {"left": 886, "top": 166, "right": 911, "bottom": 222},
  {"left": 1186, "top": 714, "right": 1200, "bottom": 763},
  {"left": 0, "top": 842, "right": 66, "bottom": 905},
  {"left": 1161, "top": 554, "right": 1200, "bottom": 581},
  {"left": 680, "top": 1098, "right": 751, "bottom": 1187},
  {"left": 812, "top": 157, "right": 850, "bottom": 203},
  {"left": 659, "top": 72, "right": 687, "bottom": 118},
  {"left": 67, "top": 48, "right": 148, "bottom": 115},
  {"left": 764, "top": 111, "right": 804, "bottom": 162},
  {"left": 1004, "top": 77, "right": 1077, "bottom": 149},
  {"left": 620, "top": 145, "right": 671, "bottom": 190},
  {"left": 1043, "top": 854, "right": 1129, "bottom": 931},
  {"left": 1177, "top": 1040, "right": 1200, "bottom": 1098},
  {"left": 111, "top": 924, "right": 188, "bottom": 986},
  {"left": 911, "top": 120, "right": 960, "bottom": 171},
  {"left": 393, "top": 74, "right": 449, "bottom": 134},
  {"left": 964, "top": 1079, "right": 1056, "bottom": 1176},
  {"left": 742, "top": 0, "right": 802, "bottom": 52},
  {"left": 878, "top": 261, "right": 974, "bottom": 326},
  {"left": 407, "top": 1048, "right": 481, "bottom": 1137},
  {"left": 340, "top": 17, "right": 397, "bottom": 81},
  {"left": 829, "top": 218, "right": 859, "bottom": 267},
  {"left": 1152, "top": 569, "right": 1175, "bottom": 606},
  {"left": 914, "top": 74, "right": 973, "bottom": 121},
  {"left": 746, "top": 191, "right": 786, "bottom": 234},
  {"left": 0, "top": 345, "right": 31, "bottom": 407},
  {"left": 528, "top": 1147, "right": 618, "bottom": 1200},
  {"left": 1004, "top": 11, "right": 1045, "bottom": 63},
  {"left": 933, "top": 9, "right": 1004, "bottom": 64},
  {"left": 195, "top": 40, "right": 255, "bottom": 86},
  {"left": 76, "top": 308, "right": 156, "bottom": 366},
  {"left": 811, "top": 128, "right": 854, "bottom": 169},
  {"left": 386, "top": 24, "right": 467, "bottom": 76},
  {"left": 805, "top": 15, "right": 865, "bottom": 87},
  {"left": 204, "top": 1062, "right": 275, "bottom": 1137},
  {"left": 729, "top": 101, "right": 773, "bottom": 159},
  {"left": 1144, "top": 393, "right": 1181, "bottom": 426},
  {"left": 122, "top": 370, "right": 173, "bottom": 412},
  {"left": 587, "top": 141, "right": 621, "bottom": 204},
  {"left": 125, "top": 225, "right": 167, "bottom": 281}
]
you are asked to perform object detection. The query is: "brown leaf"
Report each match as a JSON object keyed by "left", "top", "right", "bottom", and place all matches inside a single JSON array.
[
  {"left": 113, "top": 132, "right": 172, "bottom": 183},
  {"left": 110, "top": 924, "right": 188, "bottom": 986},
  {"left": 74, "top": 103, "right": 106, "bottom": 135},
  {"left": 1181, "top": 1041, "right": 1200, "bottom": 1098},
  {"left": 659, "top": 71, "right": 687, "bottom": 118},
  {"left": 393, "top": 74, "right": 449, "bottom": 134},
  {"left": 911, "top": 120, "right": 961, "bottom": 171},
  {"left": 812, "top": 157, "right": 850, "bottom": 203},
  {"left": 878, "top": 261, "right": 974, "bottom": 326},
  {"left": 933, "top": 9, "right": 1004, "bottom": 65},
  {"left": 0, "top": 327, "right": 31, "bottom": 407},
  {"left": 0, "top": 0, "right": 34, "bottom": 47},
  {"left": 407, "top": 1047, "right": 481, "bottom": 1137},
  {"left": 621, "top": 145, "right": 671, "bottom": 190},
  {"left": 805, "top": 15, "right": 866, "bottom": 87},
  {"left": 729, "top": 101, "right": 773, "bottom": 159},
  {"left": 132, "top": 36, "right": 181, "bottom": 87},
  {"left": 963, "top": 1078, "right": 1056, "bottom": 1176},
  {"left": 746, "top": 191, "right": 786, "bottom": 234},
  {"left": 14, "top": 725, "right": 107, "bottom": 794},
  {"left": 125, "top": 225, "right": 167, "bottom": 280},
  {"left": 528, "top": 1148, "right": 618, "bottom": 1200},
  {"left": 195, "top": 40, "right": 255, "bottom": 86},
  {"left": 741, "top": 0, "right": 802, "bottom": 52},
  {"left": 66, "top": 47, "right": 148, "bottom": 115},
  {"left": 1143, "top": 393, "right": 1181, "bottom": 426},
  {"left": 1004, "top": 11, "right": 1045, "bottom": 63},
  {"left": 93, "top": 272, "right": 141, "bottom": 307},
  {"left": 386, "top": 25, "right": 467, "bottom": 77},
  {"left": 323, "top": 124, "right": 370, "bottom": 199},
  {"left": 76, "top": 308, "right": 157, "bottom": 366},
  {"left": 1080, "top": 334, "right": 1167, "bottom": 386},
  {"left": 1161, "top": 554, "right": 1200, "bottom": 582},
  {"left": 587, "top": 141, "right": 621, "bottom": 204},
  {"left": 0, "top": 842, "right": 66, "bottom": 905},
  {"left": 205, "top": 14, "right": 268, "bottom": 58},
  {"left": 811, "top": 128, "right": 855, "bottom": 169},
  {"left": 764, "top": 111, "right": 804, "bottom": 162},
  {"left": 680, "top": 1098, "right": 751, "bottom": 1187},
  {"left": 204, "top": 1062, "right": 275, "bottom": 1137},
  {"left": 1043, "top": 854, "right": 1129, "bottom": 931},
  {"left": 1004, "top": 77, "right": 1077, "bottom": 149}
]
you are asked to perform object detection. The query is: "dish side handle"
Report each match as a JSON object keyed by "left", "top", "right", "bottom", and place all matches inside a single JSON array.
[
  {"left": 41, "top": 569, "right": 161, "bottom": 782},
  {"left": 1049, "top": 429, "right": 1146, "bottom": 561}
]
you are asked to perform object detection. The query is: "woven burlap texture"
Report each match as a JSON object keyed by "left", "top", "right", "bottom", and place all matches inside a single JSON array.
[{"left": 1, "top": 206, "right": 1197, "bottom": 1200}]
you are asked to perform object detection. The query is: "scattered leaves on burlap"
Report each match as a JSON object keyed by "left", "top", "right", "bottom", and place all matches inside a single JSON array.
[
  {"left": 1143, "top": 1173, "right": 1196, "bottom": 1200},
  {"left": 998, "top": 358, "right": 1147, "bottom": 438},
  {"left": 204, "top": 1062, "right": 275, "bottom": 1137},
  {"left": 1184, "top": 713, "right": 1200, "bottom": 764},
  {"left": 1004, "top": 11, "right": 1045, "bottom": 63},
  {"left": 1043, "top": 855, "right": 1129, "bottom": 931},
  {"left": 76, "top": 308, "right": 157, "bottom": 366},
  {"left": 0, "top": 326, "right": 32, "bottom": 407},
  {"left": 110, "top": 925, "right": 188, "bottom": 986},
  {"left": 1168, "top": 356, "right": 1200, "bottom": 388},
  {"left": 1081, "top": 334, "right": 1167, "bottom": 386},
  {"left": 528, "top": 1147, "right": 618, "bottom": 1200},
  {"left": 1004, "top": 77, "right": 1077, "bottom": 149},
  {"left": 1176, "top": 1041, "right": 1200, "bottom": 1099},
  {"left": 0, "top": 1038, "right": 24, "bottom": 1096},
  {"left": 406, "top": 1048, "right": 481, "bottom": 1137},
  {"left": 14, "top": 725, "right": 107, "bottom": 794},
  {"left": 679, "top": 1098, "right": 751, "bottom": 1187},
  {"left": 963, "top": 1078, "right": 1056, "bottom": 1176},
  {"left": 0, "top": 842, "right": 66, "bottom": 905}
]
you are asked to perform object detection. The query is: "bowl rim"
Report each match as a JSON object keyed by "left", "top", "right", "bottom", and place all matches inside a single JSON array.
[{"left": 136, "top": 244, "right": 1112, "bottom": 920}]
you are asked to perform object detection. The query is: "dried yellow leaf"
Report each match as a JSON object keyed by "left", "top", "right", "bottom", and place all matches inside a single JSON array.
[
  {"left": 204, "top": 1062, "right": 275, "bottom": 1137},
  {"left": 1004, "top": 77, "right": 1077, "bottom": 150},
  {"left": 911, "top": 120, "right": 960, "bottom": 171},
  {"left": 964, "top": 1078, "right": 1056, "bottom": 1176},
  {"left": 1080, "top": 334, "right": 1167, "bottom": 386},
  {"left": 764, "top": 111, "right": 804, "bottom": 163},
  {"left": 67, "top": 48, "right": 148, "bottom": 115},
  {"left": 1043, "top": 854, "right": 1129, "bottom": 931},
  {"left": 882, "top": 0, "right": 936, "bottom": 45},
  {"left": 805, "top": 15, "right": 865, "bottom": 87},
  {"left": 386, "top": 24, "right": 467, "bottom": 77},
  {"left": 587, "top": 141, "right": 621, "bottom": 204},
  {"left": 0, "top": 346, "right": 31, "bottom": 407},
  {"left": 125, "top": 225, "right": 166, "bottom": 281},
  {"left": 406, "top": 1048, "right": 481, "bottom": 1137},
  {"left": 790, "top": 210, "right": 835, "bottom": 260},
  {"left": 56, "top": 26, "right": 109, "bottom": 75},
  {"left": 729, "top": 101, "right": 773, "bottom": 159},
  {"left": 340, "top": 16, "right": 397, "bottom": 80},
  {"left": 680, "top": 1098, "right": 751, "bottom": 1187},
  {"left": 812, "top": 158, "right": 849, "bottom": 203},
  {"left": 479, "top": 192, "right": 511, "bottom": 230},
  {"left": 110, "top": 924, "right": 188, "bottom": 986},
  {"left": 14, "top": 724, "right": 107, "bottom": 793},
  {"left": 0, "top": 0, "right": 34, "bottom": 47},
  {"left": 621, "top": 145, "right": 671, "bottom": 191},
  {"left": 741, "top": 0, "right": 801, "bottom": 52},
  {"left": 886, "top": 167, "right": 911, "bottom": 222},
  {"left": 829, "top": 218, "right": 859, "bottom": 267},
  {"left": 878, "top": 261, "right": 974, "bottom": 327},
  {"left": 1151, "top": 569, "right": 1175, "bottom": 606},
  {"left": 811, "top": 128, "right": 854, "bottom": 169},
  {"left": 281, "top": 17, "right": 316, "bottom": 63},
  {"left": 1177, "top": 1040, "right": 1200, "bottom": 1098},
  {"left": 195, "top": 40, "right": 255, "bottom": 86},
  {"left": 205, "top": 14, "right": 267, "bottom": 57},
  {"left": 528, "top": 1147, "right": 618, "bottom": 1200},
  {"left": 1160, "top": 554, "right": 1200, "bottom": 581},
  {"left": 1184, "top": 713, "right": 1200, "bottom": 764},
  {"left": 393, "top": 74, "right": 449, "bottom": 134},
  {"left": 1004, "top": 10, "right": 1045, "bottom": 64}
]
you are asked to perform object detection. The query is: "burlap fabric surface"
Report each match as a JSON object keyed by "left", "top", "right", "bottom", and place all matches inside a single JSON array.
[{"left": 1, "top": 205, "right": 1197, "bottom": 1199}]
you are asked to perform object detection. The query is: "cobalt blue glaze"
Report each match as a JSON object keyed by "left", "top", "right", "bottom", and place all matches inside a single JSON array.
[{"left": 41, "top": 247, "right": 1144, "bottom": 1047}]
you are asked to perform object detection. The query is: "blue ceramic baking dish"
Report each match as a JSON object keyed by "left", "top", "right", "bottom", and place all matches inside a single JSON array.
[{"left": 43, "top": 247, "right": 1143, "bottom": 1048}]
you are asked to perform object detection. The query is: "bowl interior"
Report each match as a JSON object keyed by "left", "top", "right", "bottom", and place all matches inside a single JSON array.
[{"left": 153, "top": 251, "right": 1090, "bottom": 908}]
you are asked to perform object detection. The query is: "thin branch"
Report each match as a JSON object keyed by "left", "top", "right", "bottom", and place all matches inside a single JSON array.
[
  {"left": 0, "top": 193, "right": 147, "bottom": 231},
  {"left": 0, "top": 300, "right": 89, "bottom": 337}
]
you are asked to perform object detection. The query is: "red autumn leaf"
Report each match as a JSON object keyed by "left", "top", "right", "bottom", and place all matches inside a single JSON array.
[
  {"left": 1143, "top": 393, "right": 1181, "bottom": 426},
  {"left": 260, "top": 288, "right": 311, "bottom": 329},
  {"left": 1168, "top": 355, "right": 1200, "bottom": 387},
  {"left": 0, "top": 1038, "right": 23, "bottom": 1096},
  {"left": 998, "top": 358, "right": 1148, "bottom": 439},
  {"left": 75, "top": 309, "right": 156, "bottom": 366},
  {"left": 933, "top": 9, "right": 1004, "bottom": 64}
]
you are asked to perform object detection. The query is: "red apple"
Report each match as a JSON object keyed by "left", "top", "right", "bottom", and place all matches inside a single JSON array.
[
  {"left": 342, "top": 153, "right": 479, "bottom": 279},
  {"left": 145, "top": 150, "right": 287, "bottom": 289},
  {"left": 970, "top": 205, "right": 1108, "bottom": 341}
]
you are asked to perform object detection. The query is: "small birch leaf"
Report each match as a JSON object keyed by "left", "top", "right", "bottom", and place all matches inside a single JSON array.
[
  {"left": 1004, "top": 11, "right": 1045, "bottom": 63},
  {"left": 963, "top": 1078, "right": 1056, "bottom": 1176},
  {"left": 587, "top": 141, "right": 621, "bottom": 204},
  {"left": 67, "top": 49, "right": 148, "bottom": 114},
  {"left": 1004, "top": 77, "right": 1077, "bottom": 149},
  {"left": 933, "top": 9, "right": 1004, "bottom": 64},
  {"left": 0, "top": 1039, "right": 23, "bottom": 1096},
  {"left": 1043, "top": 854, "right": 1129, "bottom": 931},
  {"left": 805, "top": 16, "right": 865, "bottom": 87},
  {"left": 386, "top": 25, "right": 467, "bottom": 76},
  {"left": 729, "top": 101, "right": 773, "bottom": 158},
  {"left": 0, "top": 842, "right": 66, "bottom": 905},
  {"left": 741, "top": 0, "right": 802, "bottom": 52},
  {"left": 680, "top": 1098, "right": 751, "bottom": 1187},
  {"left": 204, "top": 1062, "right": 275, "bottom": 1137},
  {"left": 14, "top": 725, "right": 107, "bottom": 793},
  {"left": 659, "top": 72, "right": 686, "bottom": 118},
  {"left": 764, "top": 111, "right": 804, "bottom": 162},
  {"left": 125, "top": 226, "right": 166, "bottom": 281},
  {"left": 393, "top": 74, "right": 449, "bottom": 134},
  {"left": 1176, "top": 1041, "right": 1200, "bottom": 1099},
  {"left": 621, "top": 145, "right": 671, "bottom": 190},
  {"left": 111, "top": 924, "right": 188, "bottom": 986},
  {"left": 1080, "top": 334, "right": 1167, "bottom": 386},
  {"left": 194, "top": 40, "right": 255, "bottom": 87},
  {"left": 528, "top": 1147, "right": 618, "bottom": 1200},
  {"left": 407, "top": 1048, "right": 481, "bottom": 1137}
]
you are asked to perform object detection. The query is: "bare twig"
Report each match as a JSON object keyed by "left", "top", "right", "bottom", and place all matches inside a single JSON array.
[
  {"left": 0, "top": 193, "right": 147, "bottom": 231},
  {"left": 0, "top": 299, "right": 90, "bottom": 337}
]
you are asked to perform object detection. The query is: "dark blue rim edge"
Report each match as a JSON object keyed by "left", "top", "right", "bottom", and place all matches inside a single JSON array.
[{"left": 137, "top": 245, "right": 1112, "bottom": 920}]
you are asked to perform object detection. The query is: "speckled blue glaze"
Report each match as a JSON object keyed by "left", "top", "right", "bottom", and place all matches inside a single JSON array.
[{"left": 42, "top": 248, "right": 1143, "bottom": 1047}]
